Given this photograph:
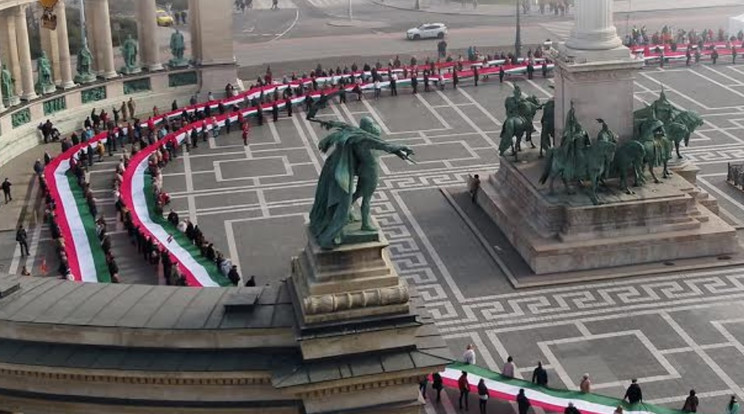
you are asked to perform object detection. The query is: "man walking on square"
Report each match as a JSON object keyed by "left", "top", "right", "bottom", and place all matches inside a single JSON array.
[
  {"left": 1, "top": 178, "right": 11, "bottom": 203},
  {"left": 532, "top": 361, "right": 548, "bottom": 386},
  {"left": 517, "top": 389, "right": 531, "bottom": 414},
  {"left": 16, "top": 225, "right": 29, "bottom": 257},
  {"left": 458, "top": 371, "right": 470, "bottom": 411},
  {"left": 623, "top": 379, "right": 643, "bottom": 405}
]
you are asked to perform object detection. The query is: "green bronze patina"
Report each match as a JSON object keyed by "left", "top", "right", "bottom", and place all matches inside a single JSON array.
[
  {"left": 75, "top": 45, "right": 96, "bottom": 84},
  {"left": 1, "top": 64, "right": 16, "bottom": 105},
  {"left": 35, "top": 51, "right": 55, "bottom": 94},
  {"left": 539, "top": 103, "right": 617, "bottom": 205},
  {"left": 121, "top": 35, "right": 140, "bottom": 74},
  {"left": 81, "top": 86, "right": 107, "bottom": 104},
  {"left": 307, "top": 101, "right": 414, "bottom": 249},
  {"left": 43, "top": 96, "right": 66, "bottom": 115},
  {"left": 168, "top": 71, "right": 198, "bottom": 87},
  {"left": 635, "top": 89, "right": 703, "bottom": 159},
  {"left": 11, "top": 108, "right": 31, "bottom": 128},
  {"left": 539, "top": 98, "right": 555, "bottom": 158},
  {"left": 123, "top": 78, "right": 151, "bottom": 95},
  {"left": 499, "top": 86, "right": 543, "bottom": 161}
]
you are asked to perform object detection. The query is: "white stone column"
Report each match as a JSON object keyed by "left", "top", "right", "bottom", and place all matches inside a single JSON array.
[
  {"left": 188, "top": 0, "right": 202, "bottom": 64},
  {"left": 14, "top": 6, "right": 37, "bottom": 101},
  {"left": 137, "top": 0, "right": 164, "bottom": 71},
  {"left": 565, "top": 0, "right": 622, "bottom": 51},
  {"left": 0, "top": 53, "right": 5, "bottom": 112},
  {"left": 84, "top": 0, "right": 102, "bottom": 75},
  {"left": 94, "top": 0, "right": 117, "bottom": 78},
  {"left": 1, "top": 11, "right": 23, "bottom": 96},
  {"left": 40, "top": 23, "right": 61, "bottom": 86},
  {"left": 55, "top": 0, "right": 75, "bottom": 88}
]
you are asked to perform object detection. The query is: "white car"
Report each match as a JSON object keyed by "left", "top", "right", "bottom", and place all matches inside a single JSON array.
[{"left": 406, "top": 23, "right": 448, "bottom": 40}]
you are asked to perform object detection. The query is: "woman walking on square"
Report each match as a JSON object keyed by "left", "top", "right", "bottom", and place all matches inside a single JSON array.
[{"left": 477, "top": 379, "right": 488, "bottom": 413}]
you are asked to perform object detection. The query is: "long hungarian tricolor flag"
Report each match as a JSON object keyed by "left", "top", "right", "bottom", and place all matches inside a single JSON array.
[
  {"left": 44, "top": 138, "right": 112, "bottom": 283},
  {"left": 121, "top": 129, "right": 231, "bottom": 287},
  {"left": 442, "top": 363, "right": 685, "bottom": 414}
]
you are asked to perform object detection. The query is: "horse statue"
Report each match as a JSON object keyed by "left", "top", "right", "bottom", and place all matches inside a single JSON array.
[
  {"left": 666, "top": 110, "right": 704, "bottom": 158},
  {"left": 520, "top": 95, "right": 543, "bottom": 148},
  {"left": 539, "top": 98, "right": 555, "bottom": 158},
  {"left": 539, "top": 113, "right": 616, "bottom": 205},
  {"left": 498, "top": 88, "right": 542, "bottom": 161},
  {"left": 612, "top": 140, "right": 646, "bottom": 194},
  {"left": 634, "top": 113, "right": 671, "bottom": 183}
]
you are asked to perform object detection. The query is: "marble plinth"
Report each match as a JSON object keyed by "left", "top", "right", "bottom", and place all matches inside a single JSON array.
[
  {"left": 120, "top": 66, "right": 142, "bottom": 75},
  {"left": 553, "top": 47, "right": 643, "bottom": 142},
  {"left": 478, "top": 151, "right": 738, "bottom": 275},
  {"left": 291, "top": 220, "right": 411, "bottom": 325},
  {"left": 3, "top": 96, "right": 20, "bottom": 107}
]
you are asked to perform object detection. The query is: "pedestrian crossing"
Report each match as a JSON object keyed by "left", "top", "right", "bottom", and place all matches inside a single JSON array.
[{"left": 539, "top": 21, "right": 574, "bottom": 41}]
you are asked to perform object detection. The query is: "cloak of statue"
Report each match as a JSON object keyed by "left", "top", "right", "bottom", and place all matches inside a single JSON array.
[{"left": 308, "top": 117, "right": 407, "bottom": 248}]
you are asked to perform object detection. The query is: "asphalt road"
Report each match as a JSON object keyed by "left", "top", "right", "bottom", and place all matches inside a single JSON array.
[{"left": 229, "top": 3, "right": 744, "bottom": 76}]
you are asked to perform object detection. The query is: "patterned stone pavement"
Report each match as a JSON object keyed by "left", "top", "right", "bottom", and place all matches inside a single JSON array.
[{"left": 15, "top": 63, "right": 744, "bottom": 413}]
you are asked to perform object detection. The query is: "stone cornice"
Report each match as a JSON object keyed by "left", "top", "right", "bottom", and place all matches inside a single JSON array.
[
  {"left": 281, "top": 365, "right": 444, "bottom": 397},
  {"left": 0, "top": 362, "right": 273, "bottom": 386},
  {"left": 0, "top": 320, "right": 296, "bottom": 349}
]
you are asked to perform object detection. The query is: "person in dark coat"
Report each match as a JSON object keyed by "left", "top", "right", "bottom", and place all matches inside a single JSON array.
[
  {"left": 432, "top": 372, "right": 443, "bottom": 402},
  {"left": 245, "top": 275, "right": 256, "bottom": 286},
  {"left": 499, "top": 65, "right": 505, "bottom": 83},
  {"left": 532, "top": 361, "right": 548, "bottom": 386},
  {"left": 411, "top": 74, "right": 418, "bottom": 94},
  {"left": 517, "top": 389, "right": 531, "bottom": 414},
  {"left": 272, "top": 101, "right": 279, "bottom": 122},
  {"left": 623, "top": 379, "right": 643, "bottom": 404},
  {"left": 228, "top": 265, "right": 241, "bottom": 286},
  {"left": 167, "top": 210, "right": 179, "bottom": 226}
]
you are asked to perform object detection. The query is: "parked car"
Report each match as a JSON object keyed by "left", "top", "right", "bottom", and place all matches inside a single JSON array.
[
  {"left": 406, "top": 23, "right": 448, "bottom": 40},
  {"left": 156, "top": 9, "right": 174, "bottom": 26}
]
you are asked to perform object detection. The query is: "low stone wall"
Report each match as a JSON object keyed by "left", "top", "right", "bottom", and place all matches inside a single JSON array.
[{"left": 0, "top": 67, "right": 210, "bottom": 167}]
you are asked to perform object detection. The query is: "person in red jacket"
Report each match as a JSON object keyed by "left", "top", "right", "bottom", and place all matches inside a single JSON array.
[
  {"left": 242, "top": 122, "right": 250, "bottom": 146},
  {"left": 458, "top": 371, "right": 470, "bottom": 411}
]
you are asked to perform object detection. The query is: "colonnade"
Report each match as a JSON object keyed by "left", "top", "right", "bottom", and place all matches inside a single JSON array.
[{"left": 0, "top": 0, "right": 165, "bottom": 111}]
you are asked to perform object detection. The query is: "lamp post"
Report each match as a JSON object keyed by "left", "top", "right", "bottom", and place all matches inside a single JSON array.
[{"left": 515, "top": 0, "right": 522, "bottom": 58}]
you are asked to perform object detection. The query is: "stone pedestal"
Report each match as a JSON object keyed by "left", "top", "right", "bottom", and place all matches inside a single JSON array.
[
  {"left": 120, "top": 66, "right": 142, "bottom": 75},
  {"left": 291, "top": 228, "right": 410, "bottom": 325},
  {"left": 553, "top": 0, "right": 644, "bottom": 142},
  {"left": 553, "top": 54, "right": 642, "bottom": 142},
  {"left": 478, "top": 152, "right": 739, "bottom": 275}
]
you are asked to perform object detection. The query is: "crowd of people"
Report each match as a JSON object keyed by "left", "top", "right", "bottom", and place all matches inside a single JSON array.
[
  {"left": 625, "top": 25, "right": 744, "bottom": 49},
  {"left": 417, "top": 344, "right": 734, "bottom": 414}
]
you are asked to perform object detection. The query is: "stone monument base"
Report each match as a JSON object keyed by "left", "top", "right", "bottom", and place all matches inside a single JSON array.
[
  {"left": 169, "top": 59, "right": 190, "bottom": 69},
  {"left": 74, "top": 73, "right": 96, "bottom": 84},
  {"left": 477, "top": 150, "right": 740, "bottom": 275},
  {"left": 290, "top": 220, "right": 416, "bottom": 360},
  {"left": 3, "top": 96, "right": 20, "bottom": 107},
  {"left": 120, "top": 66, "right": 142, "bottom": 75},
  {"left": 37, "top": 84, "right": 56, "bottom": 95}
]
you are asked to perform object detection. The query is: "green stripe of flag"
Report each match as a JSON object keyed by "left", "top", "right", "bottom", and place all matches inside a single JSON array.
[{"left": 142, "top": 174, "right": 232, "bottom": 286}]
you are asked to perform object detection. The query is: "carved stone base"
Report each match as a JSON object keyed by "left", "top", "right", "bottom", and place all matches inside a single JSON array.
[
  {"left": 291, "top": 221, "right": 409, "bottom": 326},
  {"left": 37, "top": 84, "right": 56, "bottom": 95},
  {"left": 478, "top": 151, "right": 739, "bottom": 274},
  {"left": 74, "top": 73, "right": 96, "bottom": 84},
  {"left": 2, "top": 96, "right": 20, "bottom": 107},
  {"left": 120, "top": 66, "right": 142, "bottom": 75},
  {"left": 169, "top": 59, "right": 190, "bottom": 69}
]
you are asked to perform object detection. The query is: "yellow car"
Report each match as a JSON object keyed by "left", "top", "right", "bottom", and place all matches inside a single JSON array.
[{"left": 156, "top": 9, "right": 174, "bottom": 27}]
